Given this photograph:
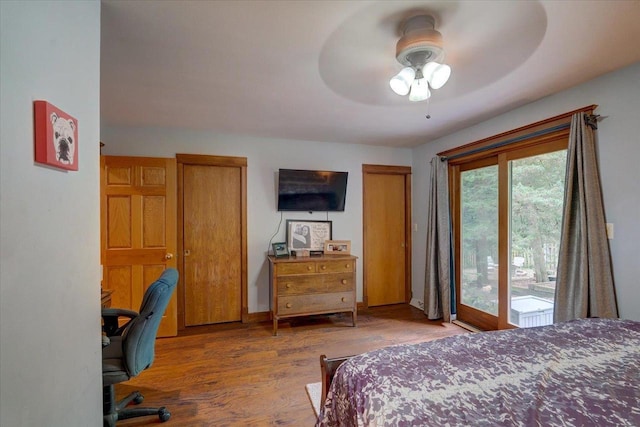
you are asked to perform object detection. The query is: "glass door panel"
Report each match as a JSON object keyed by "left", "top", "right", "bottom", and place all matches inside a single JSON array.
[
  {"left": 508, "top": 150, "right": 567, "bottom": 327},
  {"left": 460, "top": 165, "right": 499, "bottom": 316}
]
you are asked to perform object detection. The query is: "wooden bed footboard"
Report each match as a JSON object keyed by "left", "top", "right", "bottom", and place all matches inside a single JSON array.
[{"left": 319, "top": 354, "right": 353, "bottom": 407}]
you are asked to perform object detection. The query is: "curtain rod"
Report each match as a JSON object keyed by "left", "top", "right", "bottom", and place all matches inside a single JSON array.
[
  {"left": 440, "top": 114, "right": 600, "bottom": 162},
  {"left": 440, "top": 123, "right": 569, "bottom": 161}
]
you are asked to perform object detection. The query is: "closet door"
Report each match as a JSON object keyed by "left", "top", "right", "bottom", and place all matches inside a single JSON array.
[
  {"left": 178, "top": 155, "right": 247, "bottom": 327},
  {"left": 363, "top": 165, "right": 412, "bottom": 307}
]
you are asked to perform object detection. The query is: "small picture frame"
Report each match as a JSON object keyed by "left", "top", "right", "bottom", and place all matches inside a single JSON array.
[
  {"left": 324, "top": 240, "right": 351, "bottom": 255},
  {"left": 272, "top": 242, "right": 289, "bottom": 258}
]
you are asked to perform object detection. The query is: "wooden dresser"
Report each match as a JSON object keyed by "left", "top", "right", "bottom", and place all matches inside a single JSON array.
[{"left": 268, "top": 255, "right": 357, "bottom": 335}]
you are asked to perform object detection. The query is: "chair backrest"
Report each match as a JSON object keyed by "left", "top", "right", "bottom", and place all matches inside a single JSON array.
[{"left": 121, "top": 268, "right": 178, "bottom": 377}]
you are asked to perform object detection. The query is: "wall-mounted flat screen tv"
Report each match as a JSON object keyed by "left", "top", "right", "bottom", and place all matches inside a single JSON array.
[{"left": 277, "top": 169, "right": 348, "bottom": 212}]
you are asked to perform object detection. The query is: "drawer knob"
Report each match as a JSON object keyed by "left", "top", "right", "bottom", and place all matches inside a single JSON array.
[
  {"left": 341, "top": 297, "right": 346, "bottom": 302},
  {"left": 345, "top": 264, "right": 349, "bottom": 268},
  {"left": 342, "top": 279, "right": 347, "bottom": 285},
  {"left": 286, "top": 302, "right": 292, "bottom": 308},
  {"left": 307, "top": 266, "right": 313, "bottom": 271},
  {"left": 321, "top": 265, "right": 326, "bottom": 270},
  {"left": 286, "top": 283, "right": 292, "bottom": 288}
]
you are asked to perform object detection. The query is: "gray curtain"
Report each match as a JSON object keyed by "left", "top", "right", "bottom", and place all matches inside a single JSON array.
[
  {"left": 554, "top": 112, "right": 618, "bottom": 322},
  {"left": 424, "top": 157, "right": 452, "bottom": 322}
]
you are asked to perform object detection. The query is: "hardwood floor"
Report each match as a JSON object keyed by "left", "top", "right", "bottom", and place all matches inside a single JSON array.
[{"left": 116, "top": 304, "right": 466, "bottom": 426}]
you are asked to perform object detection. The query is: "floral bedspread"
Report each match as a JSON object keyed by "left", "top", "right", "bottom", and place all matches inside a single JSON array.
[{"left": 316, "top": 318, "right": 640, "bottom": 426}]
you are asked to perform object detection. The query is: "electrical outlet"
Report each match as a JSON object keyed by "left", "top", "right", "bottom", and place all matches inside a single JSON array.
[{"left": 606, "top": 223, "right": 614, "bottom": 239}]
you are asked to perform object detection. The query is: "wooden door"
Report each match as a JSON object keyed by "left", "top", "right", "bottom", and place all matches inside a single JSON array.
[
  {"left": 101, "top": 156, "right": 177, "bottom": 337},
  {"left": 178, "top": 155, "right": 246, "bottom": 327},
  {"left": 363, "top": 165, "right": 412, "bottom": 307}
]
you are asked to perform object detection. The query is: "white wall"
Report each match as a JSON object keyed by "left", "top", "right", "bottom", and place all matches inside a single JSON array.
[
  {"left": 0, "top": 2, "right": 102, "bottom": 426},
  {"left": 412, "top": 61, "right": 640, "bottom": 321},
  {"left": 100, "top": 128, "right": 412, "bottom": 312}
]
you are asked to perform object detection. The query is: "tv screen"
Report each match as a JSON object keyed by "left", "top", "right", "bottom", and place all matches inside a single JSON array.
[{"left": 277, "top": 169, "right": 348, "bottom": 212}]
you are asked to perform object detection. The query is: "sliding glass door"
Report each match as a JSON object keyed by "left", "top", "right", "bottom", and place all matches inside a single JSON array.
[
  {"left": 508, "top": 149, "right": 566, "bottom": 328},
  {"left": 458, "top": 159, "right": 499, "bottom": 329},
  {"left": 453, "top": 140, "right": 567, "bottom": 330}
]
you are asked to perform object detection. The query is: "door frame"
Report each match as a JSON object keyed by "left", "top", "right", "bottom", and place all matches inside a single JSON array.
[
  {"left": 362, "top": 164, "right": 412, "bottom": 308},
  {"left": 176, "top": 154, "right": 248, "bottom": 329}
]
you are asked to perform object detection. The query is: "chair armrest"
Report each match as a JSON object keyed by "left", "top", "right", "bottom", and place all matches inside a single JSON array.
[
  {"left": 102, "top": 307, "right": 139, "bottom": 337},
  {"left": 102, "top": 307, "right": 138, "bottom": 319}
]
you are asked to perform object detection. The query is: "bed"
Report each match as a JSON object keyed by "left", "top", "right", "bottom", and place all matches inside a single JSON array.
[{"left": 316, "top": 318, "right": 640, "bottom": 426}]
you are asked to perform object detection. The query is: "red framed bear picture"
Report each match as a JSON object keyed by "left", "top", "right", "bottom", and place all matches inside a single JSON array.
[{"left": 34, "top": 100, "right": 79, "bottom": 171}]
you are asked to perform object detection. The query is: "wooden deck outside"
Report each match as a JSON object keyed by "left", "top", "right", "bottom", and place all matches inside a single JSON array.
[{"left": 115, "top": 304, "right": 466, "bottom": 426}]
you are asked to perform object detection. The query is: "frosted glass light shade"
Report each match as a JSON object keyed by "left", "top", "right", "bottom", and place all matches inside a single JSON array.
[
  {"left": 409, "top": 78, "right": 431, "bottom": 102},
  {"left": 423, "top": 62, "right": 451, "bottom": 89},
  {"left": 389, "top": 67, "right": 416, "bottom": 96}
]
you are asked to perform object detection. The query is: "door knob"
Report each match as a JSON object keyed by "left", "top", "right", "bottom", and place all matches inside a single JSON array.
[{"left": 165, "top": 253, "right": 174, "bottom": 260}]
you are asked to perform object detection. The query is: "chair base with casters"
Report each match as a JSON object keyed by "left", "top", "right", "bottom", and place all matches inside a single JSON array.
[
  {"left": 102, "top": 268, "right": 178, "bottom": 427},
  {"left": 103, "top": 384, "right": 170, "bottom": 427}
]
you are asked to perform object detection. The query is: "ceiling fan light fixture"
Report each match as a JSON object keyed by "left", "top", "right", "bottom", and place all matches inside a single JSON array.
[
  {"left": 389, "top": 14, "right": 451, "bottom": 102},
  {"left": 389, "top": 66, "right": 416, "bottom": 96},
  {"left": 409, "top": 78, "right": 431, "bottom": 102},
  {"left": 422, "top": 61, "right": 451, "bottom": 90}
]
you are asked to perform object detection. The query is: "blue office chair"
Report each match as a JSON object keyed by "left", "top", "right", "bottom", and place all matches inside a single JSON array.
[{"left": 102, "top": 268, "right": 178, "bottom": 427}]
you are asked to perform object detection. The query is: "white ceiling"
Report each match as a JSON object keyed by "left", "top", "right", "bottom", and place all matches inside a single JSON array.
[{"left": 101, "top": 0, "right": 640, "bottom": 148}]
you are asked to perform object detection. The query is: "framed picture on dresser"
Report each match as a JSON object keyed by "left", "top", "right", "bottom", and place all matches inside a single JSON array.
[
  {"left": 286, "top": 220, "right": 332, "bottom": 254},
  {"left": 271, "top": 242, "right": 289, "bottom": 258},
  {"left": 324, "top": 240, "right": 351, "bottom": 255}
]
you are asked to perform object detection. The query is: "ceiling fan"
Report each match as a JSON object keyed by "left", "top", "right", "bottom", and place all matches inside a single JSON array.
[{"left": 389, "top": 14, "right": 451, "bottom": 102}]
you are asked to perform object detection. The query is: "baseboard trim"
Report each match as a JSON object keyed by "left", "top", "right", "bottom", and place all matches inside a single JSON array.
[{"left": 243, "top": 311, "right": 270, "bottom": 323}]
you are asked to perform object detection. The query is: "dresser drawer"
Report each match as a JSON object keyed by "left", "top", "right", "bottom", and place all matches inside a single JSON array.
[
  {"left": 278, "top": 273, "right": 353, "bottom": 295},
  {"left": 276, "top": 261, "right": 316, "bottom": 275},
  {"left": 278, "top": 292, "right": 354, "bottom": 316},
  {"left": 278, "top": 275, "right": 324, "bottom": 295},
  {"left": 316, "top": 260, "right": 353, "bottom": 274},
  {"left": 325, "top": 274, "right": 354, "bottom": 292}
]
